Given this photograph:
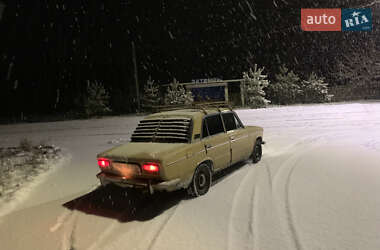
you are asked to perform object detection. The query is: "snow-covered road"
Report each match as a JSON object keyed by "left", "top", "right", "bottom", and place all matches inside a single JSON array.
[{"left": 1, "top": 102, "right": 380, "bottom": 250}]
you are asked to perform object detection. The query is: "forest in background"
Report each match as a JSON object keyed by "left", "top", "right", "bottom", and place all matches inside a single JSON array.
[{"left": 0, "top": 0, "right": 379, "bottom": 119}]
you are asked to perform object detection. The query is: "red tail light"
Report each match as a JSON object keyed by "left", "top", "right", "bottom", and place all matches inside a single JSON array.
[
  {"left": 98, "top": 158, "right": 110, "bottom": 169},
  {"left": 142, "top": 163, "right": 159, "bottom": 173}
]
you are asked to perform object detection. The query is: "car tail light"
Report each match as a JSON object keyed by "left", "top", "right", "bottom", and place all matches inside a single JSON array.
[
  {"left": 142, "top": 163, "right": 159, "bottom": 173},
  {"left": 98, "top": 158, "right": 111, "bottom": 169}
]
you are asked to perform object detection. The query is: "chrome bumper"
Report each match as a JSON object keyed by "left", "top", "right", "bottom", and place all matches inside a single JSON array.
[{"left": 96, "top": 172, "right": 182, "bottom": 193}]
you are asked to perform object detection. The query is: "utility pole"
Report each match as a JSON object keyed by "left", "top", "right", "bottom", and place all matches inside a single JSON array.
[
  {"left": 132, "top": 41, "right": 141, "bottom": 112},
  {"left": 240, "top": 80, "right": 245, "bottom": 107}
]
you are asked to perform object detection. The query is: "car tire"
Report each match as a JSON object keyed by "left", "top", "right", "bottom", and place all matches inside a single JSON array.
[
  {"left": 187, "top": 163, "right": 212, "bottom": 197},
  {"left": 252, "top": 138, "right": 262, "bottom": 163}
]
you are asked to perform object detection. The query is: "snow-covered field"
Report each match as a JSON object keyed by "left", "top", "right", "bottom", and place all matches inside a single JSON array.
[{"left": 1, "top": 102, "right": 380, "bottom": 250}]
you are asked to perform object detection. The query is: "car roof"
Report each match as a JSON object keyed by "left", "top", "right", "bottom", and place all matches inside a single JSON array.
[{"left": 144, "top": 108, "right": 232, "bottom": 120}]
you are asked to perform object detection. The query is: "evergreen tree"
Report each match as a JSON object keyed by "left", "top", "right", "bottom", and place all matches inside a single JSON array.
[
  {"left": 84, "top": 81, "right": 111, "bottom": 116},
  {"left": 268, "top": 65, "right": 302, "bottom": 105},
  {"left": 301, "top": 73, "right": 333, "bottom": 103},
  {"left": 242, "top": 64, "right": 270, "bottom": 108},
  {"left": 164, "top": 78, "right": 194, "bottom": 105},
  {"left": 142, "top": 77, "right": 161, "bottom": 110}
]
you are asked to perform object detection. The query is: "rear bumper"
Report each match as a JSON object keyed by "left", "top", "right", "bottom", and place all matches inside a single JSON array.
[{"left": 96, "top": 172, "right": 182, "bottom": 193}]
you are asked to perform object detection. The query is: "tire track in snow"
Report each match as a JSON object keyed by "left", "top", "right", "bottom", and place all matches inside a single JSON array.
[
  {"left": 86, "top": 195, "right": 139, "bottom": 250},
  {"left": 51, "top": 191, "right": 91, "bottom": 250},
  {"left": 249, "top": 133, "right": 329, "bottom": 249},
  {"left": 87, "top": 220, "right": 119, "bottom": 250},
  {"left": 48, "top": 207, "right": 77, "bottom": 250},
  {"left": 268, "top": 132, "right": 330, "bottom": 181},
  {"left": 50, "top": 210, "right": 73, "bottom": 233},
  {"left": 263, "top": 161, "right": 273, "bottom": 192},
  {"left": 86, "top": 201, "right": 181, "bottom": 250},
  {"left": 272, "top": 152, "right": 304, "bottom": 250},
  {"left": 227, "top": 164, "right": 259, "bottom": 250},
  {"left": 85, "top": 194, "right": 181, "bottom": 250},
  {"left": 251, "top": 183, "right": 260, "bottom": 250},
  {"left": 284, "top": 161, "right": 302, "bottom": 250},
  {"left": 271, "top": 139, "right": 324, "bottom": 250},
  {"left": 60, "top": 210, "right": 78, "bottom": 250},
  {"left": 147, "top": 203, "right": 181, "bottom": 250},
  {"left": 264, "top": 135, "right": 315, "bottom": 158}
]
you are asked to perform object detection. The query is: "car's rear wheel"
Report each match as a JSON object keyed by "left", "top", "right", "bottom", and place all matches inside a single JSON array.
[
  {"left": 252, "top": 138, "right": 262, "bottom": 163},
  {"left": 187, "top": 163, "right": 212, "bottom": 197}
]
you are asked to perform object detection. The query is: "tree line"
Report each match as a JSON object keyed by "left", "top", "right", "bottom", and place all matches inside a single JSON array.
[{"left": 0, "top": 0, "right": 379, "bottom": 118}]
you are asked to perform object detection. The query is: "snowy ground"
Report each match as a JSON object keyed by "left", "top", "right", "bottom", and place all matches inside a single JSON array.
[
  {"left": 1, "top": 102, "right": 380, "bottom": 250},
  {"left": 0, "top": 143, "right": 62, "bottom": 207}
]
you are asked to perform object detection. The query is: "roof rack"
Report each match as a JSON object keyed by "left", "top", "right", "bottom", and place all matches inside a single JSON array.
[
  {"left": 142, "top": 101, "right": 233, "bottom": 114},
  {"left": 193, "top": 102, "right": 228, "bottom": 114},
  {"left": 199, "top": 106, "right": 208, "bottom": 115},
  {"left": 195, "top": 102, "right": 233, "bottom": 112}
]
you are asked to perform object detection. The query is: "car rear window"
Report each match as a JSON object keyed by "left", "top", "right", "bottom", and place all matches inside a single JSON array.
[{"left": 131, "top": 117, "right": 192, "bottom": 143}]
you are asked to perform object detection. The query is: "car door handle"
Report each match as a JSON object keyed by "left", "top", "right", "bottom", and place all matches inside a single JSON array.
[
  {"left": 205, "top": 144, "right": 212, "bottom": 149},
  {"left": 230, "top": 136, "right": 235, "bottom": 140}
]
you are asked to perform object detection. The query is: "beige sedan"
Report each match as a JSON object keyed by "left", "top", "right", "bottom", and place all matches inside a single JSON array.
[{"left": 97, "top": 108, "right": 264, "bottom": 197}]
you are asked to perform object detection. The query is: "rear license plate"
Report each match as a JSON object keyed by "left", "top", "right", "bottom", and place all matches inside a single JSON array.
[{"left": 110, "top": 162, "right": 141, "bottom": 177}]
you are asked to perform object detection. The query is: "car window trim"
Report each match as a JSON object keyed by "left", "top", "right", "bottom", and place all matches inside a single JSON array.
[{"left": 201, "top": 117, "right": 210, "bottom": 139}]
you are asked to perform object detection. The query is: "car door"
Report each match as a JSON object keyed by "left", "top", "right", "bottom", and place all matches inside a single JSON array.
[
  {"left": 222, "top": 112, "right": 251, "bottom": 164},
  {"left": 202, "top": 114, "right": 231, "bottom": 170}
]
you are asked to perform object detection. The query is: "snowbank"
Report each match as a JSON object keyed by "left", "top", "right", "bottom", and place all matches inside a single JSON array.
[{"left": 0, "top": 143, "right": 65, "bottom": 217}]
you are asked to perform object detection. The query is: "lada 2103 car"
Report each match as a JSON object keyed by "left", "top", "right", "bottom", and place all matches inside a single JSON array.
[{"left": 96, "top": 108, "right": 264, "bottom": 197}]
